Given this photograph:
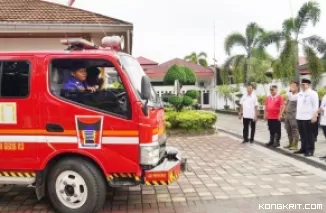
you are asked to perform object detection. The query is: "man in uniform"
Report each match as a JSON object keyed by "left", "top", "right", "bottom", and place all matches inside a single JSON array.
[
  {"left": 295, "top": 77, "right": 319, "bottom": 157},
  {"left": 239, "top": 84, "right": 258, "bottom": 144},
  {"left": 264, "top": 85, "right": 284, "bottom": 147},
  {"left": 283, "top": 80, "right": 300, "bottom": 150},
  {"left": 63, "top": 68, "right": 96, "bottom": 92}
]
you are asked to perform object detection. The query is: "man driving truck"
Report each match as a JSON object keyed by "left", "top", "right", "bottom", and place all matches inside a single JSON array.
[{"left": 63, "top": 67, "right": 97, "bottom": 92}]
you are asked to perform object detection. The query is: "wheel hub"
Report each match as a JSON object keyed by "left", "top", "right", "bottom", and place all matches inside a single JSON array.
[{"left": 55, "top": 170, "right": 88, "bottom": 209}]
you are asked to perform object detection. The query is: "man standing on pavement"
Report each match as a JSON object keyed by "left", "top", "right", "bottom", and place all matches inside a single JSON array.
[
  {"left": 239, "top": 84, "right": 258, "bottom": 144},
  {"left": 264, "top": 85, "right": 284, "bottom": 147},
  {"left": 295, "top": 77, "right": 319, "bottom": 157},
  {"left": 283, "top": 80, "right": 300, "bottom": 150}
]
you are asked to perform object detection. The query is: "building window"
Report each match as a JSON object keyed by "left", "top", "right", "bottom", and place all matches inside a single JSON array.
[
  {"left": 203, "top": 91, "right": 210, "bottom": 105},
  {"left": 0, "top": 61, "right": 30, "bottom": 98},
  {"left": 49, "top": 58, "right": 131, "bottom": 119}
]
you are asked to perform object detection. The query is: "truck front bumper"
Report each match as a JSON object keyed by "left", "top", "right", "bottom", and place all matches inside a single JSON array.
[{"left": 143, "top": 146, "right": 182, "bottom": 185}]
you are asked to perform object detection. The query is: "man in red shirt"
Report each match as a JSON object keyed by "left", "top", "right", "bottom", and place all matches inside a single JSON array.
[{"left": 264, "top": 85, "right": 284, "bottom": 147}]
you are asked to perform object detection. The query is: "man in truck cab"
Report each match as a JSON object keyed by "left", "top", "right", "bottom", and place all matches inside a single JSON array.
[{"left": 63, "top": 67, "right": 97, "bottom": 92}]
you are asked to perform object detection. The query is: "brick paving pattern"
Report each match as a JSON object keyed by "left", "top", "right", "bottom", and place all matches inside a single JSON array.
[
  {"left": 216, "top": 113, "right": 326, "bottom": 166},
  {"left": 2, "top": 134, "right": 326, "bottom": 212}
]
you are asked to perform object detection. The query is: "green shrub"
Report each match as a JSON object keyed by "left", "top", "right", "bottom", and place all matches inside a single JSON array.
[
  {"left": 168, "top": 96, "right": 183, "bottom": 111},
  {"left": 317, "top": 87, "right": 326, "bottom": 100},
  {"left": 182, "top": 67, "right": 196, "bottom": 85},
  {"left": 165, "top": 121, "right": 172, "bottom": 129},
  {"left": 163, "top": 64, "right": 187, "bottom": 85},
  {"left": 185, "top": 90, "right": 199, "bottom": 99},
  {"left": 182, "top": 95, "right": 193, "bottom": 106},
  {"left": 165, "top": 110, "right": 217, "bottom": 131}
]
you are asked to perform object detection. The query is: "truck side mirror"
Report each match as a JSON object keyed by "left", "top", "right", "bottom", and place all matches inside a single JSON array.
[
  {"left": 141, "top": 75, "right": 151, "bottom": 100},
  {"left": 141, "top": 75, "right": 151, "bottom": 116}
]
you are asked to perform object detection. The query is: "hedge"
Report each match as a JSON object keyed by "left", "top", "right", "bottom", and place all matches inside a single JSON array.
[{"left": 165, "top": 110, "right": 217, "bottom": 131}]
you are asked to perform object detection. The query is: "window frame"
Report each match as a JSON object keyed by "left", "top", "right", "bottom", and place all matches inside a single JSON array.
[
  {"left": 48, "top": 58, "right": 133, "bottom": 120},
  {"left": 0, "top": 60, "right": 31, "bottom": 99}
]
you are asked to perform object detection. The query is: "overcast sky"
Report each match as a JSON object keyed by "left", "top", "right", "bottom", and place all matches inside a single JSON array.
[{"left": 47, "top": 0, "right": 326, "bottom": 65}]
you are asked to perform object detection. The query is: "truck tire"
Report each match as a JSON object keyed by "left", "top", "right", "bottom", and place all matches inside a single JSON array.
[{"left": 47, "top": 158, "right": 106, "bottom": 213}]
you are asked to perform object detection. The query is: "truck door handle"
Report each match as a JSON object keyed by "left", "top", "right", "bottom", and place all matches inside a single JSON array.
[{"left": 46, "top": 123, "right": 64, "bottom": 132}]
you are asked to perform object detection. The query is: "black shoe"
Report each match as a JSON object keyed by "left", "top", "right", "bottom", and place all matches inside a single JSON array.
[
  {"left": 242, "top": 140, "right": 249, "bottom": 143},
  {"left": 272, "top": 143, "right": 280, "bottom": 148},
  {"left": 249, "top": 140, "right": 254, "bottom": 144},
  {"left": 305, "top": 152, "right": 313, "bottom": 157},
  {"left": 265, "top": 142, "right": 273, "bottom": 147},
  {"left": 294, "top": 149, "right": 305, "bottom": 154}
]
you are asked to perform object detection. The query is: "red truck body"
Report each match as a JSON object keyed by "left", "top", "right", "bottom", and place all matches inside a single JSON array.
[{"left": 0, "top": 37, "right": 182, "bottom": 213}]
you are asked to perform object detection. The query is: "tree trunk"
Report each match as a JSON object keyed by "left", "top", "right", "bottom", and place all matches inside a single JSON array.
[{"left": 294, "top": 42, "right": 300, "bottom": 82}]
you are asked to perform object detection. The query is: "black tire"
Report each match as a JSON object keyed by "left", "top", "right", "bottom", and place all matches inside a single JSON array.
[{"left": 47, "top": 158, "right": 106, "bottom": 213}]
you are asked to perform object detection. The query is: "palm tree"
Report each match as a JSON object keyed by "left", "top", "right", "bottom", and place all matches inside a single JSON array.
[
  {"left": 223, "top": 22, "right": 278, "bottom": 84},
  {"left": 184, "top": 52, "right": 208, "bottom": 67},
  {"left": 267, "top": 1, "right": 322, "bottom": 83}
]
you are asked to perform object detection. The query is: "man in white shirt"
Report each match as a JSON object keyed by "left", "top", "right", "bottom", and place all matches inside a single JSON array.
[
  {"left": 239, "top": 84, "right": 258, "bottom": 143},
  {"left": 295, "top": 77, "right": 319, "bottom": 157},
  {"left": 313, "top": 91, "right": 326, "bottom": 158}
]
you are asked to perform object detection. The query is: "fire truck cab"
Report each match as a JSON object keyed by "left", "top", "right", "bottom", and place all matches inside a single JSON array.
[{"left": 0, "top": 36, "right": 182, "bottom": 213}]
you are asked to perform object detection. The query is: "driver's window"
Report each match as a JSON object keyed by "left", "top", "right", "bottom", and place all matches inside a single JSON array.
[{"left": 49, "top": 58, "right": 130, "bottom": 119}]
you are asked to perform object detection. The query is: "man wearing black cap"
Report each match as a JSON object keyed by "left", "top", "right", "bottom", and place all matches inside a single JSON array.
[{"left": 295, "top": 77, "right": 319, "bottom": 157}]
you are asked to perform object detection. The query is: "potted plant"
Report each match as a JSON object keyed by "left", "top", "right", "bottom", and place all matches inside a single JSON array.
[
  {"left": 257, "top": 95, "right": 266, "bottom": 116},
  {"left": 216, "top": 85, "right": 233, "bottom": 110}
]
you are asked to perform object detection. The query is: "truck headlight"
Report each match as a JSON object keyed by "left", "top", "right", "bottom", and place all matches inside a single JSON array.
[{"left": 140, "top": 142, "right": 160, "bottom": 166}]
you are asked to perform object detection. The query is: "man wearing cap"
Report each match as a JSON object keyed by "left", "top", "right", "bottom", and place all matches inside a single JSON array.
[
  {"left": 264, "top": 85, "right": 284, "bottom": 147},
  {"left": 295, "top": 77, "right": 319, "bottom": 157},
  {"left": 283, "top": 80, "right": 300, "bottom": 150},
  {"left": 239, "top": 84, "right": 258, "bottom": 143}
]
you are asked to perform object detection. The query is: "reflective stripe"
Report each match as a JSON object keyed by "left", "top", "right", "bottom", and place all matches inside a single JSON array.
[
  {"left": 102, "top": 137, "right": 139, "bottom": 144},
  {"left": 0, "top": 135, "right": 139, "bottom": 144}
]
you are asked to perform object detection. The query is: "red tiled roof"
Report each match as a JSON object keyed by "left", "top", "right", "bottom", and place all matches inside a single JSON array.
[
  {"left": 0, "top": 0, "right": 132, "bottom": 25},
  {"left": 136, "top": 56, "right": 158, "bottom": 65},
  {"left": 145, "top": 58, "right": 214, "bottom": 77}
]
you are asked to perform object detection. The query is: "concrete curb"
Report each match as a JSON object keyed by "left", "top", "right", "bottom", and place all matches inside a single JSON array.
[{"left": 218, "top": 128, "right": 326, "bottom": 171}]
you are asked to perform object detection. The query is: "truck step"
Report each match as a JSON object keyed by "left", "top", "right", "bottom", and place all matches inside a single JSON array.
[
  {"left": 0, "top": 176, "right": 35, "bottom": 185},
  {"left": 109, "top": 178, "right": 140, "bottom": 187}
]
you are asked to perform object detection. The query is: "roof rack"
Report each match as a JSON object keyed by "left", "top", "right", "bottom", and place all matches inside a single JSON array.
[{"left": 60, "top": 38, "right": 99, "bottom": 50}]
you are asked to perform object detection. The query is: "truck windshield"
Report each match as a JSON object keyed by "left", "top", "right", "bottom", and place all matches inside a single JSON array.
[{"left": 119, "top": 54, "right": 159, "bottom": 105}]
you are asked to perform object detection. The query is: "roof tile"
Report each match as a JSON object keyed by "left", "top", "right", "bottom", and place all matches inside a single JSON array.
[{"left": 0, "top": 0, "right": 131, "bottom": 25}]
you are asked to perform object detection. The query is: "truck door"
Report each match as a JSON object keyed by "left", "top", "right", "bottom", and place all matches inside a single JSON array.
[
  {"left": 0, "top": 57, "right": 39, "bottom": 169},
  {"left": 38, "top": 55, "right": 140, "bottom": 173}
]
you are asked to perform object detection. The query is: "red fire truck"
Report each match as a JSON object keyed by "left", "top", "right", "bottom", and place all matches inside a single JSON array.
[{"left": 0, "top": 36, "right": 182, "bottom": 213}]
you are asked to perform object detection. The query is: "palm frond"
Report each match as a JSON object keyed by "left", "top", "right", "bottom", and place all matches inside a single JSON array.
[
  {"left": 198, "top": 52, "right": 208, "bottom": 58},
  {"left": 303, "top": 35, "right": 326, "bottom": 54},
  {"left": 224, "top": 33, "right": 247, "bottom": 55},
  {"left": 223, "top": 55, "right": 246, "bottom": 68},
  {"left": 198, "top": 59, "right": 208, "bottom": 67},
  {"left": 296, "top": 1, "right": 321, "bottom": 33},
  {"left": 304, "top": 45, "right": 324, "bottom": 88},
  {"left": 259, "top": 31, "right": 284, "bottom": 50},
  {"left": 282, "top": 18, "right": 296, "bottom": 36},
  {"left": 245, "top": 22, "right": 263, "bottom": 48}
]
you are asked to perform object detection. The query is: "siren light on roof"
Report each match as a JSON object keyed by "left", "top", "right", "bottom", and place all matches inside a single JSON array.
[{"left": 101, "top": 36, "right": 124, "bottom": 51}]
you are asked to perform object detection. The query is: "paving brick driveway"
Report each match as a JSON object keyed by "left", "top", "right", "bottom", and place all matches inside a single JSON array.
[{"left": 2, "top": 134, "right": 326, "bottom": 213}]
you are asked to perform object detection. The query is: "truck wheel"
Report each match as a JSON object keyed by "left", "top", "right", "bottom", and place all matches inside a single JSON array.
[{"left": 47, "top": 158, "right": 106, "bottom": 213}]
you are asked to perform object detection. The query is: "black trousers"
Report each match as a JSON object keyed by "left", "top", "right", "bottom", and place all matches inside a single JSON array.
[
  {"left": 243, "top": 118, "right": 256, "bottom": 141},
  {"left": 313, "top": 116, "right": 319, "bottom": 140},
  {"left": 268, "top": 119, "right": 281, "bottom": 143},
  {"left": 297, "top": 120, "right": 314, "bottom": 154},
  {"left": 322, "top": 125, "right": 326, "bottom": 138}
]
